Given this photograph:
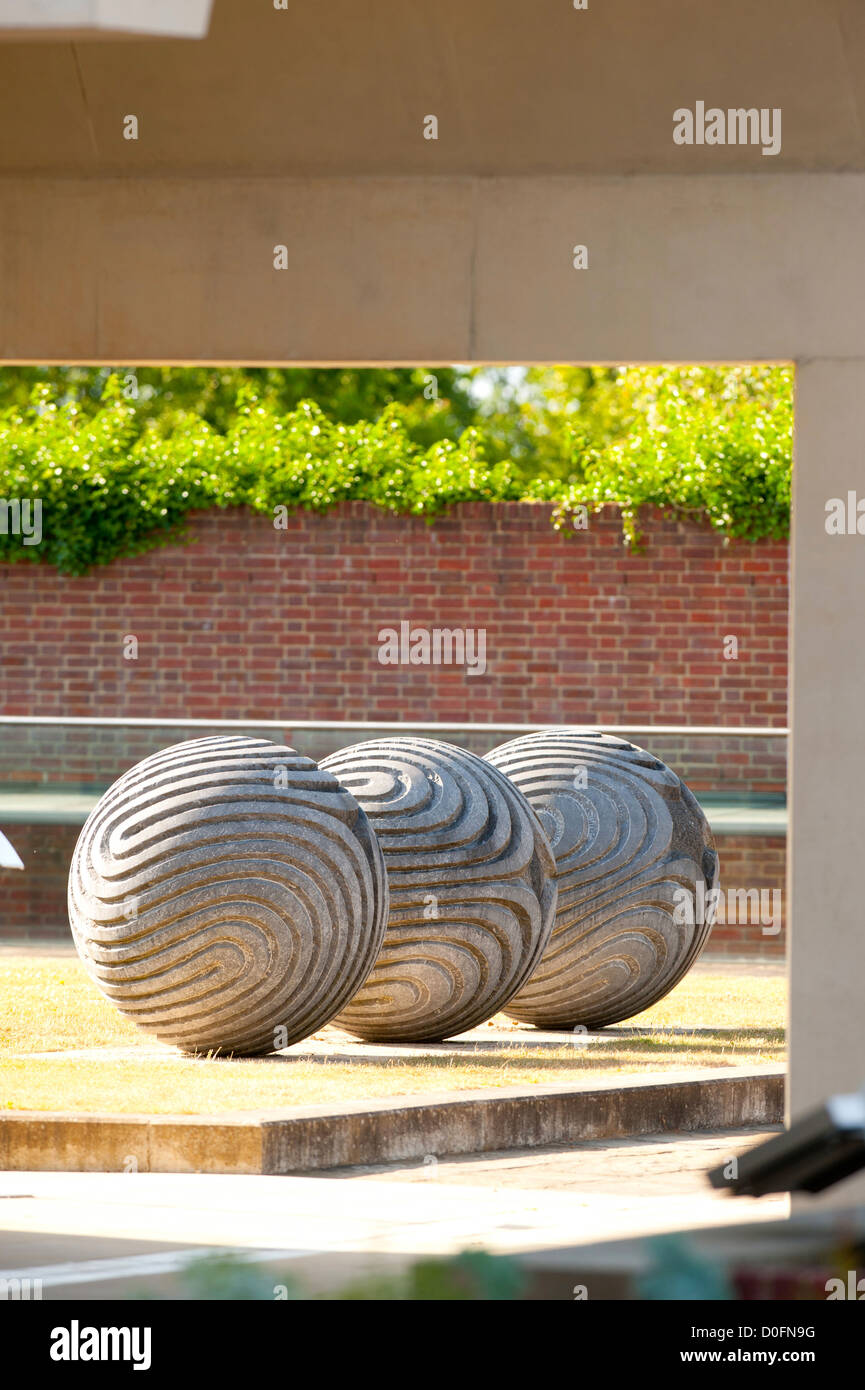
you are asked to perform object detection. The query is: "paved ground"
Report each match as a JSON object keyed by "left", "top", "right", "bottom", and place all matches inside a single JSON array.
[{"left": 0, "top": 1128, "right": 786, "bottom": 1298}]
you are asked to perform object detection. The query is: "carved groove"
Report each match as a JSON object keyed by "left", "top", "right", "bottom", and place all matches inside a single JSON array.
[
  {"left": 485, "top": 728, "right": 719, "bottom": 1029},
  {"left": 68, "top": 736, "right": 388, "bottom": 1055},
  {"left": 321, "top": 737, "right": 557, "bottom": 1041}
]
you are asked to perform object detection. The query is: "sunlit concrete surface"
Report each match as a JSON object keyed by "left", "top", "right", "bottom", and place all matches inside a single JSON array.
[{"left": 0, "top": 1131, "right": 786, "bottom": 1297}]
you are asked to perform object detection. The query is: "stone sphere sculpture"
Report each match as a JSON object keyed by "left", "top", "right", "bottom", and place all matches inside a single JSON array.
[
  {"left": 485, "top": 728, "right": 719, "bottom": 1029},
  {"left": 68, "top": 736, "right": 388, "bottom": 1056},
  {"left": 320, "top": 737, "right": 557, "bottom": 1042}
]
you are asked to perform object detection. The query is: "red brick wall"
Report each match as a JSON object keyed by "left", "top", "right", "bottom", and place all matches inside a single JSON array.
[
  {"left": 706, "top": 835, "right": 786, "bottom": 958},
  {"left": 2, "top": 823, "right": 78, "bottom": 940},
  {"left": 0, "top": 500, "right": 788, "bottom": 729}
]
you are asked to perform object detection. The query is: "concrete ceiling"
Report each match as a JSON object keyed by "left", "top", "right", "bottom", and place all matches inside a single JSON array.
[{"left": 0, "top": 0, "right": 862, "bottom": 176}]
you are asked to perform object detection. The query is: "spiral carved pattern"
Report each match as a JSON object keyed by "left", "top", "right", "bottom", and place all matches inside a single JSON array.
[
  {"left": 485, "top": 728, "right": 719, "bottom": 1029},
  {"left": 320, "top": 737, "right": 557, "bottom": 1042},
  {"left": 68, "top": 736, "right": 388, "bottom": 1055}
]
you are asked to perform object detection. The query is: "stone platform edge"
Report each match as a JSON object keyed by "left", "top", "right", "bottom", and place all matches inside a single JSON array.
[{"left": 0, "top": 1065, "right": 784, "bottom": 1175}]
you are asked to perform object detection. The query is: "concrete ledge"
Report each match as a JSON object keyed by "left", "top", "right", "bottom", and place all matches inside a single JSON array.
[
  {"left": 0, "top": 1066, "right": 784, "bottom": 1175},
  {"left": 0, "top": 786, "right": 789, "bottom": 835}
]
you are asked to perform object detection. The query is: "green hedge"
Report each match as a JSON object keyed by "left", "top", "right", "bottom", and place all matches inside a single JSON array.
[
  {"left": 544, "top": 365, "right": 793, "bottom": 546},
  {"left": 0, "top": 367, "right": 793, "bottom": 574}
]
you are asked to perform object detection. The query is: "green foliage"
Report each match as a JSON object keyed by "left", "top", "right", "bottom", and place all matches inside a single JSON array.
[
  {"left": 0, "top": 381, "right": 222, "bottom": 574},
  {"left": 0, "top": 365, "right": 793, "bottom": 573},
  {"left": 477, "top": 365, "right": 619, "bottom": 474},
  {"left": 0, "top": 365, "right": 475, "bottom": 443},
  {"left": 170, "top": 1253, "right": 302, "bottom": 1302},
  {"left": 636, "top": 1234, "right": 733, "bottom": 1301},
  {"left": 543, "top": 365, "right": 793, "bottom": 545},
  {"left": 0, "top": 381, "right": 528, "bottom": 573},
  {"left": 157, "top": 1247, "right": 525, "bottom": 1301},
  {"left": 329, "top": 1250, "right": 525, "bottom": 1301}
]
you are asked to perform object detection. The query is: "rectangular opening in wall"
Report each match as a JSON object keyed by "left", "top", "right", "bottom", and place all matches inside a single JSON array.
[{"left": 0, "top": 362, "right": 791, "bottom": 1279}]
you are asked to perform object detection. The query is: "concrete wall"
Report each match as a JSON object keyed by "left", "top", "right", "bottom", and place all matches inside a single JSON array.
[
  {"left": 788, "top": 362, "right": 865, "bottom": 1146},
  {"left": 0, "top": 0, "right": 863, "bottom": 178},
  {"left": 3, "top": 173, "right": 865, "bottom": 363}
]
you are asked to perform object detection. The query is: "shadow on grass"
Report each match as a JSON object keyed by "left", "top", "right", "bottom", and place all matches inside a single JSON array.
[
  {"left": 6, "top": 1030, "right": 785, "bottom": 1073},
  {"left": 218, "top": 1027, "right": 787, "bottom": 1072}
]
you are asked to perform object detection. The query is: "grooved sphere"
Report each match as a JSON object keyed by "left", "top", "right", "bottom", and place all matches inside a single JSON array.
[
  {"left": 320, "top": 737, "right": 557, "bottom": 1042},
  {"left": 68, "top": 736, "right": 388, "bottom": 1055},
  {"left": 485, "top": 728, "right": 719, "bottom": 1029}
]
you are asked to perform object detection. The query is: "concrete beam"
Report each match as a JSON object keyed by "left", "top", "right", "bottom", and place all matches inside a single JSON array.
[
  {"left": 1, "top": 174, "right": 864, "bottom": 364},
  {"left": 0, "top": 0, "right": 862, "bottom": 176}
]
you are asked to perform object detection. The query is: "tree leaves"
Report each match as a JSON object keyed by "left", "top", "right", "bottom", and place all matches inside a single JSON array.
[{"left": 0, "top": 366, "right": 793, "bottom": 573}]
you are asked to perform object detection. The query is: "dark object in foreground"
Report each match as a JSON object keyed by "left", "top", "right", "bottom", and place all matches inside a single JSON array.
[{"left": 709, "top": 1087, "right": 865, "bottom": 1196}]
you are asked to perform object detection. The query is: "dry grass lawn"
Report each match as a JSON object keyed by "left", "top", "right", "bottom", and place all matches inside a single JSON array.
[{"left": 0, "top": 950, "right": 785, "bottom": 1115}]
